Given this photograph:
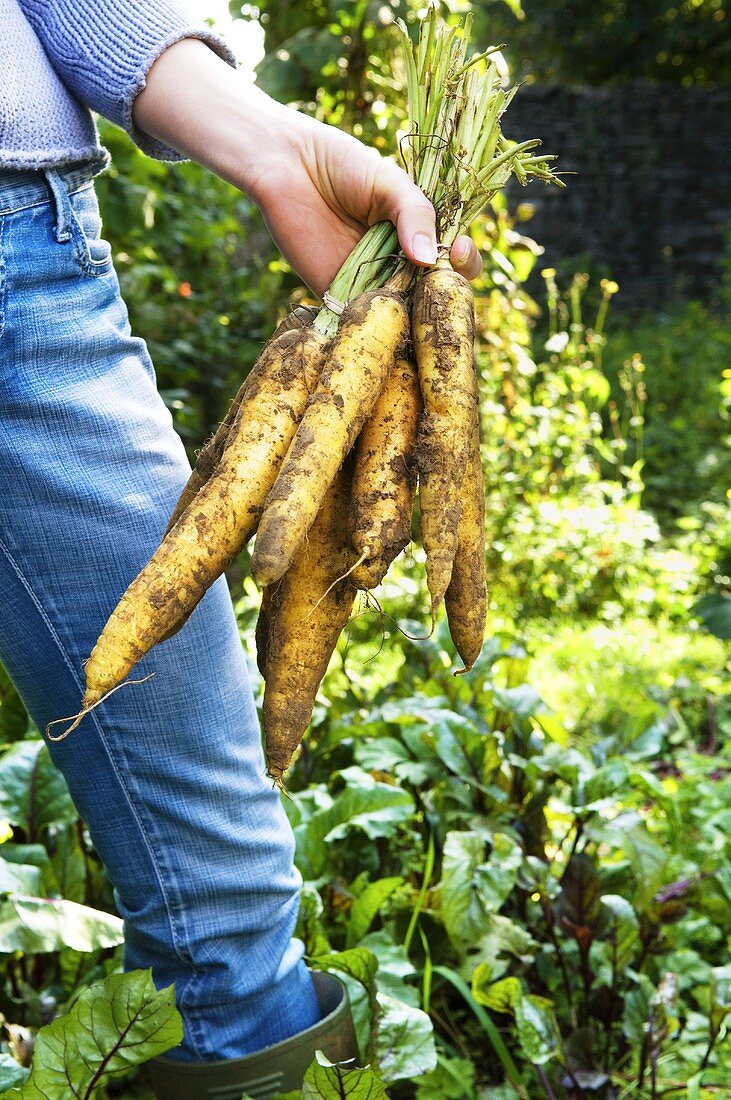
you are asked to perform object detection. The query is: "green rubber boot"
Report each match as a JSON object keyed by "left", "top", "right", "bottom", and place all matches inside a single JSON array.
[{"left": 146, "top": 971, "right": 359, "bottom": 1100}]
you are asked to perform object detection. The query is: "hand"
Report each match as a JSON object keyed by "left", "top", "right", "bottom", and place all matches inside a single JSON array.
[
  {"left": 133, "top": 39, "right": 482, "bottom": 296},
  {"left": 244, "top": 110, "right": 482, "bottom": 296}
]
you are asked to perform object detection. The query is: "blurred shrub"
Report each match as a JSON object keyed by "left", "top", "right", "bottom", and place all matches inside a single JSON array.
[
  {"left": 604, "top": 297, "right": 731, "bottom": 521},
  {"left": 477, "top": 0, "right": 731, "bottom": 87}
]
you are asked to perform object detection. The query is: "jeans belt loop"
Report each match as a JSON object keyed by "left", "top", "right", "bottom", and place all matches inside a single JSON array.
[{"left": 43, "top": 169, "right": 73, "bottom": 244}]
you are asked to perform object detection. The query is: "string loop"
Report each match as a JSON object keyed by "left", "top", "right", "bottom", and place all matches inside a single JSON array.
[{"left": 323, "top": 290, "right": 346, "bottom": 316}]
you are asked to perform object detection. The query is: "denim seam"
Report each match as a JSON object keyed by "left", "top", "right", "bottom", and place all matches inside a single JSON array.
[
  {"left": 178, "top": 968, "right": 212, "bottom": 1058},
  {"left": 0, "top": 215, "right": 5, "bottom": 343},
  {"left": 0, "top": 533, "right": 206, "bottom": 1055},
  {"left": 1, "top": 181, "right": 94, "bottom": 218},
  {"left": 64, "top": 191, "right": 114, "bottom": 279}
]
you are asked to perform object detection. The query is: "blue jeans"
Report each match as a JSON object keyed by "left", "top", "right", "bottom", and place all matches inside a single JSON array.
[{"left": 0, "top": 165, "right": 320, "bottom": 1061}]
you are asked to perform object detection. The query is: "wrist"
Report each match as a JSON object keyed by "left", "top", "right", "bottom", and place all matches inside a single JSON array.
[{"left": 132, "top": 38, "right": 301, "bottom": 199}]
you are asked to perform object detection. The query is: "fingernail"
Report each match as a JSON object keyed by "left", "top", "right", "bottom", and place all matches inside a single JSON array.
[
  {"left": 452, "top": 238, "right": 471, "bottom": 264},
  {"left": 412, "top": 232, "right": 438, "bottom": 265}
]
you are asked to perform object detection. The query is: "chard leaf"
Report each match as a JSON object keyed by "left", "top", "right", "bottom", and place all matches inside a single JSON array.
[
  {"left": 309, "top": 948, "right": 379, "bottom": 998},
  {"left": 374, "top": 992, "right": 436, "bottom": 1083},
  {"left": 0, "top": 896, "right": 123, "bottom": 954},
  {"left": 11, "top": 970, "right": 181, "bottom": 1099},
  {"left": 355, "top": 737, "right": 413, "bottom": 773},
  {"left": 439, "top": 832, "right": 491, "bottom": 945},
  {"left": 555, "top": 853, "right": 603, "bottom": 930},
  {"left": 0, "top": 742, "right": 76, "bottom": 839},
  {"left": 0, "top": 667, "right": 29, "bottom": 743},
  {"left": 600, "top": 894, "right": 639, "bottom": 972},
  {"left": 472, "top": 972, "right": 522, "bottom": 1014},
  {"left": 299, "top": 1052, "right": 389, "bottom": 1099},
  {"left": 622, "top": 973, "right": 654, "bottom": 1045},
  {"left": 361, "top": 931, "right": 419, "bottom": 1008},
  {"left": 475, "top": 833, "right": 524, "bottom": 911},
  {"left": 50, "top": 823, "right": 87, "bottom": 904},
  {"left": 492, "top": 684, "right": 545, "bottom": 719},
  {"left": 0, "top": 857, "right": 42, "bottom": 897},
  {"left": 302, "top": 771, "right": 413, "bottom": 876},
  {"left": 0, "top": 1053, "right": 29, "bottom": 1090},
  {"left": 310, "top": 948, "right": 379, "bottom": 1065},
  {"left": 347, "top": 878, "right": 403, "bottom": 948},
  {"left": 470, "top": 913, "right": 537, "bottom": 978},
  {"left": 515, "top": 994, "right": 560, "bottom": 1066}
]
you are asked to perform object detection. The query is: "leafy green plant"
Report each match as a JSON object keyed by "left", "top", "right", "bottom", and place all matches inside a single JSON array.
[
  {"left": 604, "top": 297, "right": 731, "bottom": 521},
  {"left": 0, "top": 5, "right": 726, "bottom": 1097},
  {"left": 5, "top": 971, "right": 181, "bottom": 1100},
  {"left": 474, "top": 0, "right": 731, "bottom": 87},
  {"left": 275, "top": 617, "right": 730, "bottom": 1097}
]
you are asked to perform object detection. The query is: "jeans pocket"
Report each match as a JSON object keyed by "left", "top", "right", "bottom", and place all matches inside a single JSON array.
[{"left": 68, "top": 185, "right": 114, "bottom": 278}]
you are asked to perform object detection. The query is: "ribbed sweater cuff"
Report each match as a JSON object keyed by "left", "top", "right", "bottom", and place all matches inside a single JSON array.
[{"left": 17, "top": 2, "right": 238, "bottom": 163}]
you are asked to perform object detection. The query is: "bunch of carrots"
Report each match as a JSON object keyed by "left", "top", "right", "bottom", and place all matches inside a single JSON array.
[{"left": 52, "top": 11, "right": 561, "bottom": 782}]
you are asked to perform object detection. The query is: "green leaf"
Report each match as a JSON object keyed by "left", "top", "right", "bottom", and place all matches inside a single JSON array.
[
  {"left": 299, "top": 1051, "right": 389, "bottom": 1100},
  {"left": 439, "top": 832, "right": 523, "bottom": 949},
  {"left": 355, "top": 737, "right": 413, "bottom": 774},
  {"left": 514, "top": 994, "right": 560, "bottom": 1066},
  {"left": 415, "top": 1054, "right": 476, "bottom": 1100},
  {"left": 360, "top": 932, "right": 419, "bottom": 1009},
  {"left": 470, "top": 914, "right": 538, "bottom": 980},
  {"left": 0, "top": 896, "right": 123, "bottom": 954},
  {"left": 347, "top": 878, "right": 403, "bottom": 949},
  {"left": 50, "top": 824, "right": 87, "bottom": 904},
  {"left": 0, "top": 856, "right": 42, "bottom": 897},
  {"left": 423, "top": 712, "right": 483, "bottom": 780},
  {"left": 12, "top": 970, "right": 182, "bottom": 1099},
  {"left": 310, "top": 948, "right": 379, "bottom": 1067},
  {"left": 686, "top": 1072, "right": 702, "bottom": 1100},
  {"left": 615, "top": 823, "right": 669, "bottom": 909},
  {"left": 297, "top": 885, "right": 331, "bottom": 958},
  {"left": 475, "top": 833, "right": 524, "bottom": 911},
  {"left": 374, "top": 992, "right": 436, "bottom": 1083},
  {"left": 600, "top": 894, "right": 639, "bottom": 972},
  {"left": 301, "top": 770, "right": 414, "bottom": 877},
  {"left": 0, "top": 667, "right": 29, "bottom": 744},
  {"left": 472, "top": 973, "right": 522, "bottom": 1015},
  {"left": 0, "top": 1054, "right": 29, "bottom": 1090},
  {"left": 0, "top": 742, "right": 76, "bottom": 839},
  {"left": 531, "top": 713, "right": 569, "bottom": 747},
  {"left": 492, "top": 684, "right": 545, "bottom": 720},
  {"left": 622, "top": 973, "right": 654, "bottom": 1045},
  {"left": 692, "top": 593, "right": 731, "bottom": 640},
  {"left": 309, "top": 948, "right": 379, "bottom": 1006},
  {"left": 439, "top": 832, "right": 490, "bottom": 946}
]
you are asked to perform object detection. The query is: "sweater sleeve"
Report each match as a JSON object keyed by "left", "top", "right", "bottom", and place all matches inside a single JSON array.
[{"left": 17, "top": 0, "right": 237, "bottom": 160}]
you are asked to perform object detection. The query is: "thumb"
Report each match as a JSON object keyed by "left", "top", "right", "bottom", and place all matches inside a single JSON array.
[{"left": 368, "top": 160, "right": 438, "bottom": 267}]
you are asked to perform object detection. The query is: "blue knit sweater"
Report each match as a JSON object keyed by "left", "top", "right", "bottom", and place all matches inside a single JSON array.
[{"left": 1, "top": 0, "right": 236, "bottom": 171}]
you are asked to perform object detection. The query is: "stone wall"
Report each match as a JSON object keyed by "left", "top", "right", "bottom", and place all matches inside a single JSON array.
[{"left": 505, "top": 82, "right": 731, "bottom": 306}]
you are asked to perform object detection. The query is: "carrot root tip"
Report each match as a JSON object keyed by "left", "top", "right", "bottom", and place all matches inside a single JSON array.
[{"left": 45, "top": 672, "right": 155, "bottom": 742}]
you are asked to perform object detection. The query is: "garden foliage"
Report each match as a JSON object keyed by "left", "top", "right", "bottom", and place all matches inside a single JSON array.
[
  {"left": 472, "top": 0, "right": 731, "bottom": 88},
  {"left": 0, "top": 2, "right": 727, "bottom": 1097}
]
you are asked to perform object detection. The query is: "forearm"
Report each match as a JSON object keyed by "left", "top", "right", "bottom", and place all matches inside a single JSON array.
[
  {"left": 132, "top": 39, "right": 298, "bottom": 202},
  {"left": 132, "top": 37, "right": 481, "bottom": 293}
]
